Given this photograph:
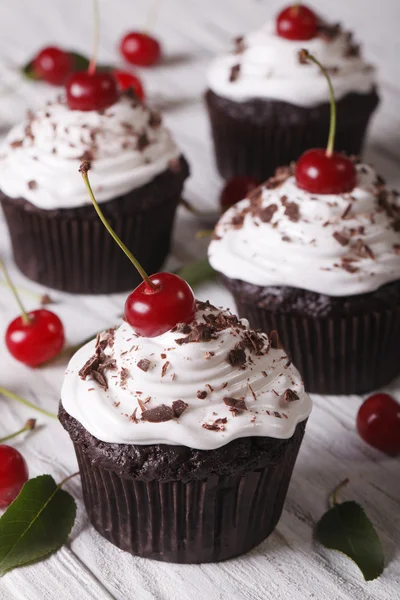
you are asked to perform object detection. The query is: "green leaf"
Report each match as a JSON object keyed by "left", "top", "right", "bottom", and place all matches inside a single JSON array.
[
  {"left": 0, "top": 475, "right": 76, "bottom": 576},
  {"left": 176, "top": 258, "right": 216, "bottom": 288},
  {"left": 316, "top": 500, "right": 384, "bottom": 581},
  {"left": 21, "top": 58, "right": 40, "bottom": 80},
  {"left": 68, "top": 51, "right": 90, "bottom": 72}
]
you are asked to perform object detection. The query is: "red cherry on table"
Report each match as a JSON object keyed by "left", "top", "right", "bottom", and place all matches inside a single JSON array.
[
  {"left": 220, "top": 176, "right": 258, "bottom": 212},
  {"left": 0, "top": 445, "right": 28, "bottom": 508},
  {"left": 113, "top": 70, "right": 145, "bottom": 101},
  {"left": 6, "top": 309, "right": 65, "bottom": 368},
  {"left": 66, "top": 71, "right": 119, "bottom": 111},
  {"left": 125, "top": 273, "right": 196, "bottom": 337},
  {"left": 296, "top": 149, "right": 357, "bottom": 194},
  {"left": 276, "top": 5, "right": 318, "bottom": 40},
  {"left": 33, "top": 46, "right": 73, "bottom": 86},
  {"left": 120, "top": 32, "right": 161, "bottom": 67},
  {"left": 357, "top": 393, "right": 400, "bottom": 457}
]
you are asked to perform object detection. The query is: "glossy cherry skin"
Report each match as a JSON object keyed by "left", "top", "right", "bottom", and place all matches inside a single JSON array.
[
  {"left": 113, "top": 70, "right": 145, "bottom": 101},
  {"left": 6, "top": 309, "right": 65, "bottom": 368},
  {"left": 296, "top": 149, "right": 357, "bottom": 194},
  {"left": 66, "top": 71, "right": 119, "bottom": 111},
  {"left": 220, "top": 176, "right": 258, "bottom": 212},
  {"left": 120, "top": 32, "right": 161, "bottom": 67},
  {"left": 0, "top": 445, "right": 28, "bottom": 508},
  {"left": 33, "top": 46, "right": 73, "bottom": 85},
  {"left": 357, "top": 393, "right": 400, "bottom": 457},
  {"left": 276, "top": 4, "right": 318, "bottom": 40},
  {"left": 125, "top": 273, "right": 196, "bottom": 337}
]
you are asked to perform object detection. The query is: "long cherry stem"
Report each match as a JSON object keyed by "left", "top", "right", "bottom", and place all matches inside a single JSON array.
[
  {"left": 301, "top": 49, "right": 336, "bottom": 157},
  {"left": 0, "top": 387, "right": 57, "bottom": 420},
  {"left": 0, "top": 258, "right": 31, "bottom": 325},
  {"left": 0, "top": 419, "right": 36, "bottom": 444},
  {"left": 79, "top": 162, "right": 157, "bottom": 292},
  {"left": 88, "top": 0, "right": 99, "bottom": 76},
  {"left": 145, "top": 0, "right": 163, "bottom": 33}
]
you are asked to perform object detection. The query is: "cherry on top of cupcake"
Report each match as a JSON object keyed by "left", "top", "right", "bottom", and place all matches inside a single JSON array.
[
  {"left": 295, "top": 49, "right": 356, "bottom": 195},
  {"left": 276, "top": 4, "right": 318, "bottom": 41},
  {"left": 79, "top": 162, "right": 195, "bottom": 337}
]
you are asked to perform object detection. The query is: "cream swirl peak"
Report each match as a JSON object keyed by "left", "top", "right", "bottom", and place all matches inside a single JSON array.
[
  {"left": 208, "top": 164, "right": 400, "bottom": 297},
  {"left": 207, "top": 19, "right": 375, "bottom": 106},
  {"left": 61, "top": 301, "right": 311, "bottom": 450},
  {"left": 0, "top": 93, "right": 180, "bottom": 210}
]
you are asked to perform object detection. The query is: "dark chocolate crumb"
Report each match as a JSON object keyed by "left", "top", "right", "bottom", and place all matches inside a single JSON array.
[
  {"left": 229, "top": 64, "right": 241, "bottom": 82},
  {"left": 141, "top": 404, "right": 174, "bottom": 423},
  {"left": 223, "top": 396, "right": 247, "bottom": 411},
  {"left": 197, "top": 390, "right": 208, "bottom": 399},
  {"left": 333, "top": 231, "right": 350, "bottom": 246},
  {"left": 172, "top": 400, "right": 188, "bottom": 418},
  {"left": 283, "top": 388, "right": 299, "bottom": 403},
  {"left": 137, "top": 359, "right": 151, "bottom": 372}
]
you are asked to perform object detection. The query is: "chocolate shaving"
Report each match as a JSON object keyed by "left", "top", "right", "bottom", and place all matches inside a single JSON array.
[
  {"left": 333, "top": 231, "right": 350, "bottom": 246},
  {"left": 283, "top": 389, "right": 299, "bottom": 403},
  {"left": 137, "top": 359, "right": 151, "bottom": 372},
  {"left": 259, "top": 204, "right": 278, "bottom": 223},
  {"left": 316, "top": 22, "right": 341, "bottom": 41},
  {"left": 229, "top": 64, "right": 241, "bottom": 82},
  {"left": 265, "top": 166, "right": 293, "bottom": 190},
  {"left": 137, "top": 133, "right": 150, "bottom": 151},
  {"left": 202, "top": 417, "right": 227, "bottom": 432},
  {"left": 149, "top": 111, "right": 162, "bottom": 128},
  {"left": 28, "top": 180, "right": 37, "bottom": 190},
  {"left": 341, "top": 203, "right": 352, "bottom": 220},
  {"left": 228, "top": 347, "right": 246, "bottom": 369},
  {"left": 161, "top": 361, "right": 170, "bottom": 377},
  {"left": 284, "top": 202, "right": 300, "bottom": 223},
  {"left": 234, "top": 35, "right": 247, "bottom": 54},
  {"left": 197, "top": 390, "right": 208, "bottom": 399},
  {"left": 141, "top": 404, "right": 174, "bottom": 423},
  {"left": 120, "top": 367, "right": 129, "bottom": 387},
  {"left": 223, "top": 397, "right": 247, "bottom": 411},
  {"left": 10, "top": 140, "right": 23, "bottom": 149},
  {"left": 172, "top": 400, "right": 188, "bottom": 418}
]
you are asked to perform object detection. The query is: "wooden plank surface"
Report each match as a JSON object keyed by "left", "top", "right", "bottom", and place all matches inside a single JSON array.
[{"left": 0, "top": 1, "right": 399, "bottom": 598}]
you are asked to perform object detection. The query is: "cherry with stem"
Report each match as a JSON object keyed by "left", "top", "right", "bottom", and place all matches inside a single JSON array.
[
  {"left": 66, "top": 0, "right": 118, "bottom": 111},
  {"left": 276, "top": 4, "right": 318, "bottom": 41},
  {"left": 0, "top": 259, "right": 65, "bottom": 368},
  {"left": 79, "top": 162, "right": 196, "bottom": 337},
  {"left": 295, "top": 49, "right": 356, "bottom": 195},
  {"left": 120, "top": 0, "right": 162, "bottom": 68}
]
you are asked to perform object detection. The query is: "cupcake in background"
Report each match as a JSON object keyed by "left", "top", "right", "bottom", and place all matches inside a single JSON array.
[
  {"left": 205, "top": 3, "right": 379, "bottom": 182},
  {"left": 0, "top": 90, "right": 189, "bottom": 294}
]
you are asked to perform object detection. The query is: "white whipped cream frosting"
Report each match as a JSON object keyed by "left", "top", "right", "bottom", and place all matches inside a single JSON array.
[
  {"left": 61, "top": 303, "right": 311, "bottom": 450},
  {"left": 208, "top": 165, "right": 400, "bottom": 297},
  {"left": 207, "top": 19, "right": 376, "bottom": 106},
  {"left": 0, "top": 95, "right": 181, "bottom": 210}
]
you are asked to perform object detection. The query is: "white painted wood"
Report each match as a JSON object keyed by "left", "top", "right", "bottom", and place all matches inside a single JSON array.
[{"left": 0, "top": 1, "right": 399, "bottom": 598}]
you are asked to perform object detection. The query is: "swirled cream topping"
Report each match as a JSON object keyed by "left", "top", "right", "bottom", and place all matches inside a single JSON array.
[
  {"left": 208, "top": 164, "right": 400, "bottom": 296},
  {"left": 0, "top": 94, "right": 181, "bottom": 210},
  {"left": 207, "top": 18, "right": 376, "bottom": 105},
  {"left": 61, "top": 301, "right": 311, "bottom": 450}
]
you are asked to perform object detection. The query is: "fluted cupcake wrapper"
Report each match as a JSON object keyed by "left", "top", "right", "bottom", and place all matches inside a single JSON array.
[
  {"left": 0, "top": 157, "right": 189, "bottom": 294},
  {"left": 231, "top": 291, "right": 400, "bottom": 395},
  {"left": 205, "top": 89, "right": 380, "bottom": 182},
  {"left": 72, "top": 422, "right": 306, "bottom": 564}
]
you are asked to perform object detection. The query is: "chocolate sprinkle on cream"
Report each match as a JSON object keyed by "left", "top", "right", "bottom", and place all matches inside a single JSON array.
[
  {"left": 137, "top": 359, "right": 151, "bottom": 372},
  {"left": 229, "top": 64, "right": 241, "bottom": 82},
  {"left": 333, "top": 231, "right": 350, "bottom": 246},
  {"left": 197, "top": 390, "right": 208, "bottom": 399},
  {"left": 202, "top": 417, "right": 227, "bottom": 432},
  {"left": 141, "top": 405, "right": 174, "bottom": 423},
  {"left": 283, "top": 389, "right": 299, "bottom": 403},
  {"left": 161, "top": 361, "right": 170, "bottom": 377},
  {"left": 228, "top": 347, "right": 247, "bottom": 369},
  {"left": 223, "top": 397, "right": 247, "bottom": 412},
  {"left": 172, "top": 400, "right": 188, "bottom": 418},
  {"left": 259, "top": 204, "right": 278, "bottom": 223}
]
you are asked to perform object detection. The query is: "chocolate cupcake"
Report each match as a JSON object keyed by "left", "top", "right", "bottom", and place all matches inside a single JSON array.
[
  {"left": 59, "top": 300, "right": 311, "bottom": 563},
  {"left": 208, "top": 164, "right": 400, "bottom": 395},
  {"left": 205, "top": 9, "right": 379, "bottom": 182},
  {"left": 0, "top": 93, "right": 189, "bottom": 294}
]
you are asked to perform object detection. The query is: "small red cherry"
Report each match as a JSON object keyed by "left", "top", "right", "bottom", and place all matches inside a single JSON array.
[
  {"left": 120, "top": 32, "right": 161, "bottom": 67},
  {"left": 113, "top": 70, "right": 145, "bottom": 101},
  {"left": 125, "top": 273, "right": 196, "bottom": 337},
  {"left": 66, "top": 71, "right": 119, "bottom": 111},
  {"left": 0, "top": 446, "right": 28, "bottom": 508},
  {"left": 296, "top": 148, "right": 357, "bottom": 194},
  {"left": 6, "top": 309, "right": 65, "bottom": 367},
  {"left": 220, "top": 176, "right": 258, "bottom": 212},
  {"left": 276, "top": 4, "right": 318, "bottom": 40},
  {"left": 33, "top": 46, "right": 73, "bottom": 86},
  {"left": 357, "top": 393, "right": 400, "bottom": 457}
]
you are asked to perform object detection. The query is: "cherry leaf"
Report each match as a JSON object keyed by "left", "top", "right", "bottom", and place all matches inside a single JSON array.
[
  {"left": 176, "top": 258, "right": 216, "bottom": 288},
  {"left": 0, "top": 475, "right": 76, "bottom": 576},
  {"left": 316, "top": 500, "right": 384, "bottom": 581},
  {"left": 21, "top": 59, "right": 40, "bottom": 81}
]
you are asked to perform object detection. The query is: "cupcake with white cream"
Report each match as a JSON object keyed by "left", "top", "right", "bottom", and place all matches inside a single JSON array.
[
  {"left": 205, "top": 3, "right": 379, "bottom": 181},
  {"left": 0, "top": 92, "right": 189, "bottom": 293}
]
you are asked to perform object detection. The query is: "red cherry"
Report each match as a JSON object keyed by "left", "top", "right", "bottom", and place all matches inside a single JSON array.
[
  {"left": 113, "top": 70, "right": 145, "bottom": 101},
  {"left": 124, "top": 273, "right": 196, "bottom": 337},
  {"left": 296, "top": 149, "right": 357, "bottom": 194},
  {"left": 120, "top": 32, "right": 161, "bottom": 67},
  {"left": 220, "top": 176, "right": 258, "bottom": 212},
  {"left": 33, "top": 46, "right": 73, "bottom": 86},
  {"left": 66, "top": 71, "right": 119, "bottom": 111},
  {"left": 0, "top": 445, "right": 28, "bottom": 508},
  {"left": 357, "top": 393, "right": 400, "bottom": 457},
  {"left": 6, "top": 309, "right": 65, "bottom": 368},
  {"left": 276, "top": 5, "right": 318, "bottom": 40}
]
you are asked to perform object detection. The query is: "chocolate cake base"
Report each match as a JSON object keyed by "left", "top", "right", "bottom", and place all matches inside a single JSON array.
[
  {"left": 0, "top": 156, "right": 189, "bottom": 294},
  {"left": 205, "top": 89, "right": 380, "bottom": 182},
  {"left": 59, "top": 403, "right": 306, "bottom": 563},
  {"left": 222, "top": 275, "right": 400, "bottom": 395}
]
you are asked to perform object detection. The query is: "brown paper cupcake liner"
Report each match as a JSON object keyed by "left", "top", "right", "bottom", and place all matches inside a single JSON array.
[
  {"left": 223, "top": 276, "right": 400, "bottom": 395},
  {"left": 205, "top": 89, "right": 379, "bottom": 182},
  {"left": 0, "top": 156, "right": 189, "bottom": 294},
  {"left": 59, "top": 404, "right": 306, "bottom": 563}
]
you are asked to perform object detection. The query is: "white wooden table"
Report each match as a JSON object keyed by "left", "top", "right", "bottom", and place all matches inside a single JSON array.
[{"left": 0, "top": 1, "right": 399, "bottom": 598}]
